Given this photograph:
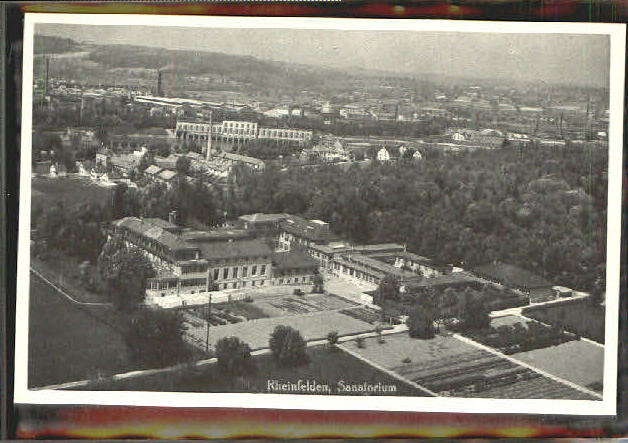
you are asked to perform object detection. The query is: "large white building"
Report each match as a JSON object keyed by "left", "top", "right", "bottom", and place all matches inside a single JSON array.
[{"left": 175, "top": 119, "right": 313, "bottom": 148}]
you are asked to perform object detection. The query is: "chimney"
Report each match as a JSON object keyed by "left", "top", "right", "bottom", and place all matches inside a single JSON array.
[
  {"left": 44, "top": 57, "right": 50, "bottom": 96},
  {"left": 206, "top": 110, "right": 213, "bottom": 161},
  {"left": 169, "top": 211, "right": 177, "bottom": 225}
]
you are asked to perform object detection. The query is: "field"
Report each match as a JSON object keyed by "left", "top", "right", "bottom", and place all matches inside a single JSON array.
[
  {"left": 254, "top": 293, "right": 357, "bottom": 317},
  {"left": 184, "top": 310, "right": 376, "bottom": 351},
  {"left": 340, "top": 333, "right": 599, "bottom": 400},
  {"left": 523, "top": 301, "right": 605, "bottom": 343},
  {"left": 28, "top": 273, "right": 132, "bottom": 387},
  {"left": 31, "top": 176, "right": 117, "bottom": 209},
  {"left": 512, "top": 340, "right": 604, "bottom": 391},
  {"left": 77, "top": 345, "right": 428, "bottom": 396},
  {"left": 461, "top": 315, "right": 577, "bottom": 354}
]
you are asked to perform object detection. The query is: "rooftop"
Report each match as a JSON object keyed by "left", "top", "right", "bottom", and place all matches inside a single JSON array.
[
  {"left": 179, "top": 228, "right": 252, "bottom": 243},
  {"left": 113, "top": 217, "right": 196, "bottom": 251},
  {"left": 404, "top": 272, "right": 484, "bottom": 290},
  {"left": 272, "top": 251, "right": 319, "bottom": 271},
  {"left": 472, "top": 262, "right": 552, "bottom": 289},
  {"left": 341, "top": 254, "right": 421, "bottom": 281},
  {"left": 281, "top": 215, "right": 336, "bottom": 243},
  {"left": 144, "top": 165, "right": 162, "bottom": 175},
  {"left": 192, "top": 238, "right": 273, "bottom": 261},
  {"left": 158, "top": 170, "right": 178, "bottom": 181},
  {"left": 239, "top": 213, "right": 288, "bottom": 224}
]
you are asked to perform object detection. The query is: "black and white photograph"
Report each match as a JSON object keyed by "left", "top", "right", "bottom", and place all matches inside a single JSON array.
[{"left": 14, "top": 14, "right": 624, "bottom": 415}]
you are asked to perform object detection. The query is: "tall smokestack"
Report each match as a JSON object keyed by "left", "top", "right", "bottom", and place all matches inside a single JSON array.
[
  {"left": 44, "top": 57, "right": 50, "bottom": 96},
  {"left": 206, "top": 111, "right": 213, "bottom": 161},
  {"left": 157, "top": 70, "right": 163, "bottom": 96}
]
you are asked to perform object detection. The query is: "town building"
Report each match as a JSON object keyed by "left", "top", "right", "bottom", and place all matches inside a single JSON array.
[
  {"left": 278, "top": 215, "right": 338, "bottom": 251},
  {"left": 110, "top": 216, "right": 275, "bottom": 308},
  {"left": 271, "top": 251, "right": 319, "bottom": 285},
  {"left": 175, "top": 119, "right": 313, "bottom": 149}
]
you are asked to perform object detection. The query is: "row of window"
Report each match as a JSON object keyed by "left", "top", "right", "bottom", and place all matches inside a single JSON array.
[
  {"left": 223, "top": 122, "right": 257, "bottom": 129},
  {"left": 258, "top": 130, "right": 310, "bottom": 139},
  {"left": 212, "top": 264, "right": 267, "bottom": 281}
]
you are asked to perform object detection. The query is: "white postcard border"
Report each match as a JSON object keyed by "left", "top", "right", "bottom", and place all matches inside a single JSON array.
[{"left": 14, "top": 13, "right": 625, "bottom": 416}]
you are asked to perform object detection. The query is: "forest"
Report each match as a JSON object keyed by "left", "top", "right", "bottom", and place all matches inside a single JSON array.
[
  {"left": 32, "top": 141, "right": 608, "bottom": 295},
  {"left": 229, "top": 145, "right": 608, "bottom": 292}
]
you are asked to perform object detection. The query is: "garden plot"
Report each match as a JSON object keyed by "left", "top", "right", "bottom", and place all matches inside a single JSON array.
[
  {"left": 255, "top": 293, "right": 357, "bottom": 317},
  {"left": 185, "top": 310, "right": 374, "bottom": 351},
  {"left": 512, "top": 340, "right": 604, "bottom": 391},
  {"left": 461, "top": 315, "right": 578, "bottom": 355},
  {"left": 340, "top": 333, "right": 598, "bottom": 400}
]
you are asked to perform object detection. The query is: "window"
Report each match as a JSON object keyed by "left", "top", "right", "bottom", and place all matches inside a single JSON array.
[
  {"left": 213, "top": 269, "right": 219, "bottom": 280},
  {"left": 233, "top": 267, "right": 238, "bottom": 278},
  {"left": 223, "top": 268, "right": 229, "bottom": 279},
  {"left": 252, "top": 280, "right": 256, "bottom": 287},
  {"left": 242, "top": 266, "right": 248, "bottom": 277},
  {"left": 252, "top": 265, "right": 257, "bottom": 276},
  {"left": 260, "top": 264, "right": 266, "bottom": 275}
]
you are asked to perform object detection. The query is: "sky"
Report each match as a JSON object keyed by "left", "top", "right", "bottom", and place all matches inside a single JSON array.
[{"left": 36, "top": 23, "right": 610, "bottom": 88}]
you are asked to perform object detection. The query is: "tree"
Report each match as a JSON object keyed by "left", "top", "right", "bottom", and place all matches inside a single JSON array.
[
  {"left": 137, "top": 151, "right": 155, "bottom": 172},
  {"left": 326, "top": 331, "right": 339, "bottom": 348},
  {"left": 269, "top": 325, "right": 308, "bottom": 367},
  {"left": 125, "top": 308, "right": 191, "bottom": 368},
  {"left": 312, "top": 272, "right": 324, "bottom": 294},
  {"left": 215, "top": 336, "right": 254, "bottom": 376},
  {"left": 589, "top": 277, "right": 605, "bottom": 306},
  {"left": 457, "top": 288, "right": 491, "bottom": 330},
  {"left": 175, "top": 155, "right": 191, "bottom": 176},
  {"left": 407, "top": 308, "right": 435, "bottom": 339},
  {"left": 98, "top": 241, "right": 155, "bottom": 310},
  {"left": 374, "top": 275, "right": 400, "bottom": 305}
]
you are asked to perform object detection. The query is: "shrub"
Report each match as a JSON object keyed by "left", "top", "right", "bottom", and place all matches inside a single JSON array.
[
  {"left": 215, "top": 336, "right": 254, "bottom": 376},
  {"left": 269, "top": 325, "right": 308, "bottom": 367},
  {"left": 327, "top": 330, "right": 339, "bottom": 347},
  {"left": 407, "top": 308, "right": 435, "bottom": 339}
]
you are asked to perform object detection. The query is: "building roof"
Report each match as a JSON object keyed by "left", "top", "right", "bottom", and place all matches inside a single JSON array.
[
  {"left": 144, "top": 165, "right": 163, "bottom": 175},
  {"left": 272, "top": 251, "right": 319, "bottom": 271},
  {"left": 339, "top": 254, "right": 421, "bottom": 281},
  {"left": 109, "top": 154, "right": 137, "bottom": 170},
  {"left": 239, "top": 213, "right": 288, "bottom": 224},
  {"left": 113, "top": 217, "right": 196, "bottom": 251},
  {"left": 179, "top": 228, "right": 252, "bottom": 243},
  {"left": 333, "top": 256, "right": 386, "bottom": 281},
  {"left": 143, "top": 217, "right": 179, "bottom": 231},
  {"left": 158, "top": 169, "right": 178, "bottom": 181},
  {"left": 192, "top": 238, "right": 273, "bottom": 261},
  {"left": 404, "top": 272, "right": 484, "bottom": 290},
  {"left": 280, "top": 215, "right": 336, "bottom": 243},
  {"left": 471, "top": 262, "right": 552, "bottom": 289},
  {"left": 219, "top": 152, "right": 265, "bottom": 167}
]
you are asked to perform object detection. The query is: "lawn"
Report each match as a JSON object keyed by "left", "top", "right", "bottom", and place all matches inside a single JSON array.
[
  {"left": 78, "top": 345, "right": 428, "bottom": 396},
  {"left": 339, "top": 333, "right": 478, "bottom": 370},
  {"left": 28, "top": 273, "right": 132, "bottom": 387},
  {"left": 31, "top": 176, "right": 117, "bottom": 210},
  {"left": 512, "top": 340, "right": 604, "bottom": 391},
  {"left": 339, "top": 333, "right": 598, "bottom": 400},
  {"left": 184, "top": 310, "right": 375, "bottom": 351},
  {"left": 213, "top": 300, "right": 270, "bottom": 320},
  {"left": 522, "top": 300, "right": 605, "bottom": 343},
  {"left": 30, "top": 253, "right": 106, "bottom": 304}
]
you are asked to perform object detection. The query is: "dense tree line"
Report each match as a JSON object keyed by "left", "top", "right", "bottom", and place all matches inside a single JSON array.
[{"left": 231, "top": 145, "right": 608, "bottom": 292}]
